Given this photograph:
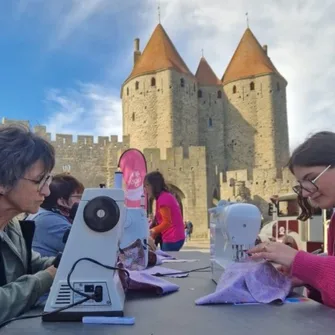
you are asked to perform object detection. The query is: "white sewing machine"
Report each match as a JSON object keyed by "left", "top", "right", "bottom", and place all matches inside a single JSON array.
[
  {"left": 119, "top": 205, "right": 149, "bottom": 268},
  {"left": 43, "top": 188, "right": 126, "bottom": 322},
  {"left": 210, "top": 201, "right": 262, "bottom": 284}
]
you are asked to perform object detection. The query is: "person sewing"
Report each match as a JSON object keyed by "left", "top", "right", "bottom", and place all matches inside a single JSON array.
[
  {"left": 248, "top": 131, "right": 335, "bottom": 309},
  {"left": 28, "top": 173, "right": 84, "bottom": 257},
  {"left": 144, "top": 171, "right": 185, "bottom": 251},
  {"left": 0, "top": 125, "right": 57, "bottom": 323}
]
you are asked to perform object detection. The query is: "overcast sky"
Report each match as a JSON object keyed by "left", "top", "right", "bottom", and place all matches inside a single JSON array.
[{"left": 1, "top": 0, "right": 335, "bottom": 150}]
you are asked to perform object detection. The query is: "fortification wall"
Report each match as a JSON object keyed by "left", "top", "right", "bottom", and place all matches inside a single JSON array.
[
  {"left": 1, "top": 118, "right": 128, "bottom": 188},
  {"left": 143, "top": 146, "right": 209, "bottom": 237},
  {"left": 223, "top": 74, "right": 288, "bottom": 171},
  {"left": 197, "top": 85, "right": 225, "bottom": 208},
  {"left": 220, "top": 167, "right": 296, "bottom": 222}
]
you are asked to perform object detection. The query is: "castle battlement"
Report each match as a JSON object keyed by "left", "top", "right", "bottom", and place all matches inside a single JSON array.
[{"left": 1, "top": 117, "right": 129, "bottom": 148}]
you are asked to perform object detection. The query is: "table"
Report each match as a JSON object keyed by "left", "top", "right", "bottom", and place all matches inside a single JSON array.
[{"left": 1, "top": 251, "right": 334, "bottom": 334}]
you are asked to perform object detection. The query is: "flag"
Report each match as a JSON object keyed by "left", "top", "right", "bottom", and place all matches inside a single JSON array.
[{"left": 118, "top": 149, "right": 148, "bottom": 209}]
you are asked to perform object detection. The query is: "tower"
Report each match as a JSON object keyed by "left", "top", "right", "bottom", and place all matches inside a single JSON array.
[
  {"left": 121, "top": 24, "right": 198, "bottom": 157},
  {"left": 195, "top": 56, "right": 224, "bottom": 204},
  {"left": 222, "top": 28, "right": 289, "bottom": 172}
]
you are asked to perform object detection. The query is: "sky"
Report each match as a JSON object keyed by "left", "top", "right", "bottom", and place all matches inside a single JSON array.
[{"left": 1, "top": 0, "right": 335, "bottom": 150}]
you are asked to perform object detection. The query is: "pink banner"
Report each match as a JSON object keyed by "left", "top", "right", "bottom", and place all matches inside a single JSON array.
[{"left": 118, "top": 149, "right": 148, "bottom": 209}]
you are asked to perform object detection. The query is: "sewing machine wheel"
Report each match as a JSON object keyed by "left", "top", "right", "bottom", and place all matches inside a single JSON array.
[{"left": 83, "top": 196, "right": 120, "bottom": 232}]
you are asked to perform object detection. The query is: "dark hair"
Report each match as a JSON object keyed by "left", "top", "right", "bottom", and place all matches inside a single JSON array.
[
  {"left": 41, "top": 173, "right": 84, "bottom": 210},
  {"left": 144, "top": 171, "right": 169, "bottom": 199},
  {"left": 288, "top": 131, "right": 335, "bottom": 221},
  {"left": 0, "top": 124, "right": 55, "bottom": 189}
]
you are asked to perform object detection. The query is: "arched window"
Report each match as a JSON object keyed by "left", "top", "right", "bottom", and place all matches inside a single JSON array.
[
  {"left": 217, "top": 90, "right": 222, "bottom": 99},
  {"left": 180, "top": 78, "right": 185, "bottom": 87},
  {"left": 208, "top": 118, "right": 213, "bottom": 127},
  {"left": 197, "top": 89, "right": 202, "bottom": 98},
  {"left": 126, "top": 87, "right": 129, "bottom": 96},
  {"left": 135, "top": 81, "right": 139, "bottom": 90},
  {"left": 151, "top": 77, "right": 156, "bottom": 87},
  {"left": 233, "top": 85, "right": 237, "bottom": 94},
  {"left": 132, "top": 113, "right": 135, "bottom": 121},
  {"left": 250, "top": 82, "right": 255, "bottom": 91}
]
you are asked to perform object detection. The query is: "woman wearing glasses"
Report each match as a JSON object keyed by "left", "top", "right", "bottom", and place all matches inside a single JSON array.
[
  {"left": 0, "top": 125, "right": 57, "bottom": 323},
  {"left": 248, "top": 131, "right": 335, "bottom": 308},
  {"left": 27, "top": 173, "right": 84, "bottom": 257}
]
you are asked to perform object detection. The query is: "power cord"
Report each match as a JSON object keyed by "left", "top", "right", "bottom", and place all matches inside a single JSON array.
[
  {"left": 153, "top": 265, "right": 211, "bottom": 277},
  {"left": 0, "top": 258, "right": 130, "bottom": 329}
]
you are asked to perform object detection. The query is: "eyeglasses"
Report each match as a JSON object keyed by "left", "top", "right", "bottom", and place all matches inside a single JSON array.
[
  {"left": 23, "top": 174, "right": 53, "bottom": 192},
  {"left": 292, "top": 165, "right": 332, "bottom": 195}
]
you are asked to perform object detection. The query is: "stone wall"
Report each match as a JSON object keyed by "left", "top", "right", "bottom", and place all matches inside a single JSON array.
[
  {"left": 143, "top": 146, "right": 209, "bottom": 237},
  {"left": 122, "top": 69, "right": 198, "bottom": 158},
  {"left": 197, "top": 84, "right": 225, "bottom": 207},
  {"left": 223, "top": 74, "right": 289, "bottom": 171},
  {"left": 220, "top": 167, "right": 296, "bottom": 222}
]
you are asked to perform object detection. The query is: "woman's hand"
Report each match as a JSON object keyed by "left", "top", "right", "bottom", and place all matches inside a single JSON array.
[
  {"left": 148, "top": 236, "right": 157, "bottom": 251},
  {"left": 247, "top": 241, "right": 299, "bottom": 268}
]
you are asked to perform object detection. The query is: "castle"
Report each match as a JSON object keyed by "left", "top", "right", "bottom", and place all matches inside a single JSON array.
[{"left": 3, "top": 23, "right": 297, "bottom": 237}]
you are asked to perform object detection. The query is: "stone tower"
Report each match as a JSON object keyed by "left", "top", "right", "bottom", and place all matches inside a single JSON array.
[
  {"left": 121, "top": 24, "right": 198, "bottom": 157},
  {"left": 222, "top": 28, "right": 289, "bottom": 172},
  {"left": 195, "top": 56, "right": 224, "bottom": 203}
]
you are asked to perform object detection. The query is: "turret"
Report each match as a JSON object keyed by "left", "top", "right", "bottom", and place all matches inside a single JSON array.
[
  {"left": 222, "top": 28, "right": 289, "bottom": 171},
  {"left": 121, "top": 24, "right": 198, "bottom": 157}
]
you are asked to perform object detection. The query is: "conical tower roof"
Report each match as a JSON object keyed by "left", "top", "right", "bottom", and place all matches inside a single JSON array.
[
  {"left": 222, "top": 28, "right": 284, "bottom": 84},
  {"left": 195, "top": 57, "right": 221, "bottom": 86},
  {"left": 126, "top": 24, "right": 193, "bottom": 82}
]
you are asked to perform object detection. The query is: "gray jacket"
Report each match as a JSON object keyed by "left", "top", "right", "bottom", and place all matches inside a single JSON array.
[{"left": 0, "top": 217, "right": 54, "bottom": 323}]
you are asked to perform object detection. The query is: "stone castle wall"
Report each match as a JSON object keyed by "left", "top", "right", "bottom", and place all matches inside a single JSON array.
[
  {"left": 223, "top": 74, "right": 289, "bottom": 171},
  {"left": 122, "top": 69, "right": 199, "bottom": 158},
  {"left": 1, "top": 118, "right": 210, "bottom": 237},
  {"left": 142, "top": 146, "right": 209, "bottom": 237},
  {"left": 220, "top": 167, "right": 296, "bottom": 222}
]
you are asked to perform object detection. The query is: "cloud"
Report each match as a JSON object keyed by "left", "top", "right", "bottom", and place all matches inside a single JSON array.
[
  {"left": 37, "top": 0, "right": 335, "bottom": 152},
  {"left": 142, "top": 0, "right": 335, "bottom": 150},
  {"left": 43, "top": 83, "right": 122, "bottom": 141}
]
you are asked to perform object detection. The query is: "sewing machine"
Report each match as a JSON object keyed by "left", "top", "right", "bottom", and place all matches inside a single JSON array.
[
  {"left": 210, "top": 201, "right": 262, "bottom": 284},
  {"left": 43, "top": 188, "right": 126, "bottom": 322},
  {"left": 119, "top": 205, "right": 149, "bottom": 268}
]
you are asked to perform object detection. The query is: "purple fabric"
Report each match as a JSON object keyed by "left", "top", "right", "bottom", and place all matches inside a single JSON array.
[
  {"left": 155, "top": 250, "right": 175, "bottom": 265},
  {"left": 127, "top": 271, "right": 179, "bottom": 294},
  {"left": 196, "top": 260, "right": 291, "bottom": 305}
]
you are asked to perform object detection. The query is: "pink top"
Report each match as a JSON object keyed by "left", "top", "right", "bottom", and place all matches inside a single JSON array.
[
  {"left": 291, "top": 213, "right": 335, "bottom": 308},
  {"left": 155, "top": 191, "right": 185, "bottom": 243}
]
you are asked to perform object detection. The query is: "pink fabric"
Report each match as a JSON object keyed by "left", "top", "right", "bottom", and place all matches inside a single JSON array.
[
  {"left": 118, "top": 149, "right": 147, "bottom": 209},
  {"left": 156, "top": 191, "right": 184, "bottom": 243}
]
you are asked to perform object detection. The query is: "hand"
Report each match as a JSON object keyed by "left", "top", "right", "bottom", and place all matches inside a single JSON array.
[
  {"left": 147, "top": 236, "right": 157, "bottom": 251},
  {"left": 277, "top": 265, "right": 305, "bottom": 288},
  {"left": 46, "top": 265, "right": 57, "bottom": 279},
  {"left": 247, "top": 241, "right": 298, "bottom": 268}
]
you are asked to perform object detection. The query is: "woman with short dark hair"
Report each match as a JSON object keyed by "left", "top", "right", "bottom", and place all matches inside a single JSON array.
[
  {"left": 144, "top": 171, "right": 185, "bottom": 251},
  {"left": 0, "top": 124, "right": 56, "bottom": 323},
  {"left": 28, "top": 173, "right": 84, "bottom": 257}
]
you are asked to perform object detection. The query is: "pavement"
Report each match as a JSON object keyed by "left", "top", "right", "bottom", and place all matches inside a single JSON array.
[{"left": 182, "top": 238, "right": 210, "bottom": 252}]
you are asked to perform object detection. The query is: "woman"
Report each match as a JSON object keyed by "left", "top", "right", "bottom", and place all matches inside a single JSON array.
[
  {"left": 144, "top": 171, "right": 185, "bottom": 251},
  {"left": 0, "top": 125, "right": 56, "bottom": 323},
  {"left": 29, "top": 173, "right": 84, "bottom": 257},
  {"left": 248, "top": 131, "right": 335, "bottom": 308}
]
